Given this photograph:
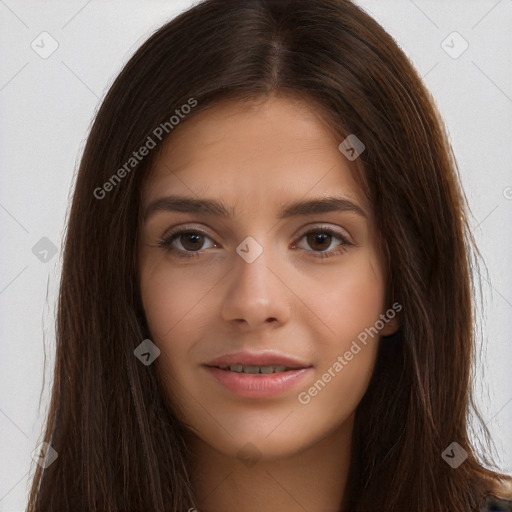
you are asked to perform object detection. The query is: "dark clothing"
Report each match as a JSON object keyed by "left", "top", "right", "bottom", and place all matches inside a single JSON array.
[{"left": 478, "top": 494, "right": 512, "bottom": 511}]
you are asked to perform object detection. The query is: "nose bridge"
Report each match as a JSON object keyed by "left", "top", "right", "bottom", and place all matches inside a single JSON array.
[{"left": 220, "top": 233, "right": 289, "bottom": 326}]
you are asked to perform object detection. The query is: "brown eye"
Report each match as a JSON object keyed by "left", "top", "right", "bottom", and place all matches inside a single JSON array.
[
  {"left": 158, "top": 228, "right": 216, "bottom": 258},
  {"left": 306, "top": 232, "right": 332, "bottom": 252},
  {"left": 295, "top": 228, "right": 354, "bottom": 259},
  {"left": 179, "top": 232, "right": 206, "bottom": 251}
]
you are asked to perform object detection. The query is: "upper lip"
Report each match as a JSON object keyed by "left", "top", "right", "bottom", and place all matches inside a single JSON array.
[{"left": 204, "top": 351, "right": 313, "bottom": 369}]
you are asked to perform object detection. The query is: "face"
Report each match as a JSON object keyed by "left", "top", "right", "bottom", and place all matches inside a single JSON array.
[{"left": 138, "top": 94, "right": 399, "bottom": 461}]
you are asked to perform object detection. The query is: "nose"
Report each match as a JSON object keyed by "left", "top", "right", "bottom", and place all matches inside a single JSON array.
[{"left": 219, "top": 239, "right": 291, "bottom": 330}]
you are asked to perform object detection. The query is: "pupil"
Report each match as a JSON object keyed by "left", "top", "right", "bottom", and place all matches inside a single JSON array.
[
  {"left": 182, "top": 233, "right": 203, "bottom": 251},
  {"left": 308, "top": 233, "right": 330, "bottom": 251}
]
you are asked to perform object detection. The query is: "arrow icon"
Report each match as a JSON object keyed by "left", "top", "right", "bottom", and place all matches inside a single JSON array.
[
  {"left": 134, "top": 339, "right": 160, "bottom": 365},
  {"left": 32, "top": 237, "right": 58, "bottom": 262},
  {"left": 31, "top": 31, "right": 59, "bottom": 59},
  {"left": 440, "top": 31, "right": 468, "bottom": 59},
  {"left": 441, "top": 441, "right": 468, "bottom": 468},
  {"left": 32, "top": 442, "right": 58, "bottom": 468},
  {"left": 237, "top": 442, "right": 262, "bottom": 468},
  {"left": 338, "top": 134, "right": 365, "bottom": 161},
  {"left": 236, "top": 236, "right": 263, "bottom": 263}
]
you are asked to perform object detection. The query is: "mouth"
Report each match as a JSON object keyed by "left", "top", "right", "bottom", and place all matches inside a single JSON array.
[
  {"left": 202, "top": 352, "right": 313, "bottom": 398},
  {"left": 207, "top": 363, "right": 310, "bottom": 374},
  {"left": 204, "top": 350, "right": 313, "bottom": 372}
]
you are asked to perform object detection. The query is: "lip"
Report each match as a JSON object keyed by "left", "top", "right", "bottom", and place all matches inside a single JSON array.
[
  {"left": 204, "top": 366, "right": 313, "bottom": 398},
  {"left": 203, "top": 350, "right": 313, "bottom": 398},
  {"left": 205, "top": 350, "right": 312, "bottom": 369}
]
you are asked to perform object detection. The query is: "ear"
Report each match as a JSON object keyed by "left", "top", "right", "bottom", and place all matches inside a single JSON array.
[{"left": 379, "top": 311, "right": 401, "bottom": 337}]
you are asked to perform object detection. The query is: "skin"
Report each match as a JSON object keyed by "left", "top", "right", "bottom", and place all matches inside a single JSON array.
[{"left": 138, "top": 94, "right": 399, "bottom": 512}]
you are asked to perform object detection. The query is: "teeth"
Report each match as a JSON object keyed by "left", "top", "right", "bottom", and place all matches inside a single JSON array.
[{"left": 219, "top": 364, "right": 291, "bottom": 374}]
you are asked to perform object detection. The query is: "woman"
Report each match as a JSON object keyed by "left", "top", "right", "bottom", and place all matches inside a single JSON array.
[{"left": 27, "top": 0, "right": 511, "bottom": 510}]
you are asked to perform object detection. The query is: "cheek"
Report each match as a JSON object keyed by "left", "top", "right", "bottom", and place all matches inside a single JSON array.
[
  {"left": 298, "top": 347, "right": 377, "bottom": 435},
  {"left": 306, "top": 261, "right": 385, "bottom": 419},
  {"left": 337, "top": 265, "right": 385, "bottom": 336},
  {"left": 139, "top": 258, "right": 216, "bottom": 343},
  {"left": 298, "top": 265, "right": 384, "bottom": 420},
  {"left": 139, "top": 262, "right": 213, "bottom": 408},
  {"left": 297, "top": 252, "right": 387, "bottom": 346}
]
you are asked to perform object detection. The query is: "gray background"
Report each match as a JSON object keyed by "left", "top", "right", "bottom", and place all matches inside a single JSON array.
[{"left": 1, "top": 1, "right": 511, "bottom": 509}]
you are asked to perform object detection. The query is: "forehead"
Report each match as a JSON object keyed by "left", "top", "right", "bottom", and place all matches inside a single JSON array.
[{"left": 142, "top": 95, "right": 368, "bottom": 213}]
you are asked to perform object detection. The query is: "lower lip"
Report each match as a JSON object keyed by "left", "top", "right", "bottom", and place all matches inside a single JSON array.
[{"left": 204, "top": 366, "right": 313, "bottom": 398}]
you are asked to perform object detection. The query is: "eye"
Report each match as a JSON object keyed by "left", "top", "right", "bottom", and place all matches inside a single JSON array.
[
  {"left": 157, "top": 225, "right": 354, "bottom": 260},
  {"left": 157, "top": 228, "right": 217, "bottom": 259},
  {"left": 293, "top": 227, "right": 354, "bottom": 259}
]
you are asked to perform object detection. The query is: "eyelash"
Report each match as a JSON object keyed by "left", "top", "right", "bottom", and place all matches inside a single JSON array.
[{"left": 157, "top": 225, "right": 354, "bottom": 260}]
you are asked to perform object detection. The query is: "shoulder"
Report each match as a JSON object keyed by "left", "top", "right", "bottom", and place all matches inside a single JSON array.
[
  {"left": 479, "top": 476, "right": 512, "bottom": 511},
  {"left": 478, "top": 494, "right": 512, "bottom": 511}
]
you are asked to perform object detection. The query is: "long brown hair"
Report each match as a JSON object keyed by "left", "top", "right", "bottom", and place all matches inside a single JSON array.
[{"left": 27, "top": 0, "right": 507, "bottom": 510}]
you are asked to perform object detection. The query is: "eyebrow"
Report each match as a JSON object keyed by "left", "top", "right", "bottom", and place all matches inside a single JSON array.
[{"left": 143, "top": 195, "right": 368, "bottom": 221}]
